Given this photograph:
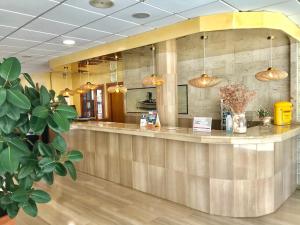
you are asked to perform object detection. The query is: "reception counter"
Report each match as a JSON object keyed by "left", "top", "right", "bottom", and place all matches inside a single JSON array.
[{"left": 64, "top": 121, "right": 300, "bottom": 217}]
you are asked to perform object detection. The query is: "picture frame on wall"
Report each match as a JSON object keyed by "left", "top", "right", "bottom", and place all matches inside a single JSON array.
[{"left": 125, "top": 84, "right": 188, "bottom": 114}]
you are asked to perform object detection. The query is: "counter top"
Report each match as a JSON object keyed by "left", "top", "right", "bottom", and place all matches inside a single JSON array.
[{"left": 70, "top": 121, "right": 300, "bottom": 144}]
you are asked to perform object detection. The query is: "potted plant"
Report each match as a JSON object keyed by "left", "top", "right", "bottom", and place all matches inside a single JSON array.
[
  {"left": 257, "top": 107, "right": 272, "bottom": 126},
  {"left": 220, "top": 84, "right": 256, "bottom": 133},
  {"left": 0, "top": 57, "right": 83, "bottom": 224}
]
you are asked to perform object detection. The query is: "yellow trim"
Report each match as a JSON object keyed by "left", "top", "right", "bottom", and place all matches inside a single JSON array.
[{"left": 49, "top": 12, "right": 300, "bottom": 69}]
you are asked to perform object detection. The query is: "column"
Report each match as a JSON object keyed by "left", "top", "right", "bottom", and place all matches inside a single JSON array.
[{"left": 156, "top": 39, "right": 178, "bottom": 127}]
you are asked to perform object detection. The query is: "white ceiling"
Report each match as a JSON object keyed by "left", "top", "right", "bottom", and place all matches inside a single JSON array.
[{"left": 0, "top": 0, "right": 299, "bottom": 73}]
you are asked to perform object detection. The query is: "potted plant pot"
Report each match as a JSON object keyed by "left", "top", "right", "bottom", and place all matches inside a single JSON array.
[{"left": 0, "top": 215, "right": 15, "bottom": 225}]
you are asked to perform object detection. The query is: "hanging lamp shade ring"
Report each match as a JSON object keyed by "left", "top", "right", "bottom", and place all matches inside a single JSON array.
[
  {"left": 107, "top": 84, "right": 127, "bottom": 94},
  {"left": 142, "top": 44, "right": 165, "bottom": 87},
  {"left": 188, "top": 34, "right": 222, "bottom": 88},
  {"left": 255, "top": 35, "right": 288, "bottom": 81},
  {"left": 60, "top": 88, "right": 75, "bottom": 97},
  {"left": 142, "top": 74, "right": 165, "bottom": 87},
  {"left": 82, "top": 81, "right": 98, "bottom": 90},
  {"left": 255, "top": 67, "right": 288, "bottom": 81},
  {"left": 188, "top": 73, "right": 222, "bottom": 88},
  {"left": 107, "top": 54, "right": 128, "bottom": 94}
]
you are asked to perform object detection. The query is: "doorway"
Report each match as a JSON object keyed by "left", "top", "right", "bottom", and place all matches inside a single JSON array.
[{"left": 107, "top": 82, "right": 125, "bottom": 123}]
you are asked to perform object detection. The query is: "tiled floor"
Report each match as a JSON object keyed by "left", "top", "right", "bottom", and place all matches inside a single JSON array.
[{"left": 17, "top": 172, "right": 300, "bottom": 225}]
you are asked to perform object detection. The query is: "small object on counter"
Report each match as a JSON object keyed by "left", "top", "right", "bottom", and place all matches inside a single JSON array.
[
  {"left": 193, "top": 117, "right": 212, "bottom": 132},
  {"left": 232, "top": 112, "right": 247, "bottom": 133},
  {"left": 146, "top": 111, "right": 160, "bottom": 128},
  {"left": 225, "top": 114, "right": 233, "bottom": 133},
  {"left": 274, "top": 101, "right": 292, "bottom": 125},
  {"left": 257, "top": 107, "right": 272, "bottom": 127},
  {"left": 220, "top": 84, "right": 256, "bottom": 133},
  {"left": 140, "top": 114, "right": 147, "bottom": 127}
]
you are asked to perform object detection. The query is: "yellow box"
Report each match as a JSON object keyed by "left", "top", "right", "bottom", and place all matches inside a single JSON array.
[{"left": 274, "top": 102, "right": 292, "bottom": 125}]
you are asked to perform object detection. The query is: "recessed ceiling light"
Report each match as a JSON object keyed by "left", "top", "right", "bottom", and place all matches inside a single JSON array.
[
  {"left": 63, "top": 39, "right": 76, "bottom": 45},
  {"left": 89, "top": 0, "right": 114, "bottom": 8},
  {"left": 132, "top": 13, "right": 150, "bottom": 19}
]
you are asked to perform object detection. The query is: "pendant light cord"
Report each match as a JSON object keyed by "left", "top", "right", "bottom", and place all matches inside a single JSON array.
[
  {"left": 115, "top": 54, "right": 118, "bottom": 85},
  {"left": 269, "top": 36, "right": 273, "bottom": 68},
  {"left": 202, "top": 35, "right": 207, "bottom": 74},
  {"left": 152, "top": 44, "right": 155, "bottom": 75}
]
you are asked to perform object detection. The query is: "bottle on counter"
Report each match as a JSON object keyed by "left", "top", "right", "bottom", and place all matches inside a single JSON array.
[
  {"left": 226, "top": 114, "right": 233, "bottom": 134},
  {"left": 140, "top": 114, "right": 147, "bottom": 127}
]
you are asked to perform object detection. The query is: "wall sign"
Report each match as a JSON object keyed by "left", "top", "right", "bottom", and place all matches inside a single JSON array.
[{"left": 193, "top": 117, "right": 212, "bottom": 132}]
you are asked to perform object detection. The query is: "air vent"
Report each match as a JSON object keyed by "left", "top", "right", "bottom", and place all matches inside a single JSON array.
[
  {"left": 89, "top": 0, "right": 114, "bottom": 9},
  {"left": 132, "top": 12, "right": 150, "bottom": 19}
]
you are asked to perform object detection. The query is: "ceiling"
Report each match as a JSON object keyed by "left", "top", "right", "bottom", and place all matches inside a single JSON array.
[{"left": 0, "top": 0, "right": 299, "bottom": 73}]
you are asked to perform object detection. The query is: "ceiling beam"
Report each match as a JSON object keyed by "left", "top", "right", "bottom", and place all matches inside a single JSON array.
[{"left": 49, "top": 12, "right": 300, "bottom": 69}]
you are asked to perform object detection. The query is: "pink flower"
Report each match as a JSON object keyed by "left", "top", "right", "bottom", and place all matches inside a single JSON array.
[{"left": 220, "top": 84, "right": 256, "bottom": 114}]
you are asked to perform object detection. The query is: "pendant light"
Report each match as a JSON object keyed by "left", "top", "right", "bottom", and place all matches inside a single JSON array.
[
  {"left": 142, "top": 44, "right": 165, "bottom": 87},
  {"left": 188, "top": 35, "right": 222, "bottom": 88},
  {"left": 255, "top": 36, "right": 288, "bottom": 81},
  {"left": 60, "top": 66, "right": 75, "bottom": 97},
  {"left": 75, "top": 70, "right": 88, "bottom": 94},
  {"left": 107, "top": 54, "right": 127, "bottom": 94},
  {"left": 82, "top": 61, "right": 98, "bottom": 90}
]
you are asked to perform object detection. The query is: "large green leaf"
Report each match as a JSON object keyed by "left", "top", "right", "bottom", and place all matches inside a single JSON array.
[
  {"left": 18, "top": 164, "right": 36, "bottom": 179},
  {"left": 0, "top": 102, "right": 11, "bottom": 117},
  {"left": 47, "top": 115, "right": 61, "bottom": 133},
  {"left": 52, "top": 111, "right": 70, "bottom": 132},
  {"left": 32, "top": 106, "right": 49, "bottom": 119},
  {"left": 0, "top": 57, "right": 21, "bottom": 81},
  {"left": 0, "top": 147, "right": 20, "bottom": 173},
  {"left": 7, "top": 137, "right": 31, "bottom": 157},
  {"left": 23, "top": 73, "right": 35, "bottom": 88},
  {"left": 30, "top": 190, "right": 51, "bottom": 203},
  {"left": 11, "top": 189, "right": 29, "bottom": 203},
  {"left": 0, "top": 87, "right": 7, "bottom": 106},
  {"left": 29, "top": 116, "right": 47, "bottom": 135},
  {"left": 54, "top": 162, "right": 67, "bottom": 176},
  {"left": 19, "top": 177, "right": 34, "bottom": 190},
  {"left": 51, "top": 134, "right": 66, "bottom": 153},
  {"left": 7, "top": 89, "right": 31, "bottom": 110},
  {"left": 64, "top": 161, "right": 77, "bottom": 180},
  {"left": 67, "top": 150, "right": 83, "bottom": 162},
  {"left": 0, "top": 116, "right": 16, "bottom": 134},
  {"left": 40, "top": 85, "right": 50, "bottom": 106},
  {"left": 57, "top": 95, "right": 67, "bottom": 104},
  {"left": 37, "top": 141, "right": 53, "bottom": 157},
  {"left": 55, "top": 105, "right": 77, "bottom": 119},
  {"left": 22, "top": 199, "right": 37, "bottom": 217},
  {"left": 38, "top": 158, "right": 56, "bottom": 173},
  {"left": 42, "top": 172, "right": 54, "bottom": 185},
  {"left": 7, "top": 108, "right": 21, "bottom": 121},
  {"left": 6, "top": 203, "right": 19, "bottom": 219}
]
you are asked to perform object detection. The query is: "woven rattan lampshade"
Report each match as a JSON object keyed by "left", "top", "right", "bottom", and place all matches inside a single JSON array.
[
  {"left": 107, "top": 54, "right": 127, "bottom": 94},
  {"left": 60, "top": 88, "right": 74, "bottom": 97},
  {"left": 142, "top": 45, "right": 165, "bottom": 87},
  {"left": 255, "top": 67, "right": 288, "bottom": 81},
  {"left": 60, "top": 66, "right": 75, "bottom": 96},
  {"left": 107, "top": 84, "right": 127, "bottom": 94},
  {"left": 142, "top": 74, "right": 164, "bottom": 87},
  {"left": 189, "top": 73, "right": 222, "bottom": 88},
  {"left": 75, "top": 86, "right": 88, "bottom": 94},
  {"left": 188, "top": 35, "right": 222, "bottom": 88},
  {"left": 82, "top": 61, "right": 98, "bottom": 90},
  {"left": 82, "top": 81, "right": 98, "bottom": 90},
  {"left": 255, "top": 36, "right": 288, "bottom": 81}
]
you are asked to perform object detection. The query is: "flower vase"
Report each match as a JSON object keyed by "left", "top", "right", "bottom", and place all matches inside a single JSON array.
[{"left": 233, "top": 112, "right": 247, "bottom": 133}]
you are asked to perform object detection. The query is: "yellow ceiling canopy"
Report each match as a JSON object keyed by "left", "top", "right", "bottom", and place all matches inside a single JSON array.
[{"left": 49, "top": 12, "right": 300, "bottom": 69}]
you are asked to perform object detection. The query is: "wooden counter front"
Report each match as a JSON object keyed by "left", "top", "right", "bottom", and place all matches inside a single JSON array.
[{"left": 63, "top": 122, "right": 299, "bottom": 217}]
